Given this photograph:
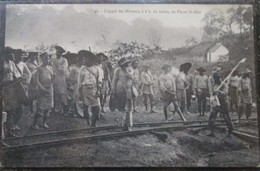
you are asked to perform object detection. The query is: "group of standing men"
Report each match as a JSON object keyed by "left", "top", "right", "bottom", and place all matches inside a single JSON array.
[
  {"left": 1, "top": 45, "right": 254, "bottom": 137},
  {"left": 2, "top": 46, "right": 109, "bottom": 136}
]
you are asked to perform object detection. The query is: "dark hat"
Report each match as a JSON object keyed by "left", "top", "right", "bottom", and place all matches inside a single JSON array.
[
  {"left": 243, "top": 68, "right": 251, "bottom": 74},
  {"left": 132, "top": 58, "right": 140, "bottom": 63},
  {"left": 161, "top": 64, "right": 171, "bottom": 70},
  {"left": 64, "top": 52, "right": 78, "bottom": 65},
  {"left": 28, "top": 52, "right": 39, "bottom": 57},
  {"left": 212, "top": 66, "right": 221, "bottom": 74},
  {"left": 4, "top": 47, "right": 14, "bottom": 59},
  {"left": 97, "top": 53, "right": 108, "bottom": 60},
  {"left": 118, "top": 57, "right": 131, "bottom": 67},
  {"left": 4, "top": 47, "right": 14, "bottom": 54},
  {"left": 14, "top": 49, "right": 24, "bottom": 56},
  {"left": 196, "top": 67, "right": 206, "bottom": 72},
  {"left": 78, "top": 50, "right": 96, "bottom": 60},
  {"left": 179, "top": 62, "right": 192, "bottom": 73},
  {"left": 39, "top": 52, "right": 49, "bottom": 59},
  {"left": 55, "top": 46, "right": 66, "bottom": 54}
]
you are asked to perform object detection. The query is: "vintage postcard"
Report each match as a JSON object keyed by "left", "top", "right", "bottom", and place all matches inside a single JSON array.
[{"left": 0, "top": 2, "right": 258, "bottom": 167}]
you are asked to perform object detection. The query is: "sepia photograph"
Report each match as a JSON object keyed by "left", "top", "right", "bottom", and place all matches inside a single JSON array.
[{"left": 0, "top": 3, "right": 258, "bottom": 167}]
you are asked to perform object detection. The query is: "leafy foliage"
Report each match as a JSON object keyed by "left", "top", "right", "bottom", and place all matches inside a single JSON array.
[{"left": 105, "top": 41, "right": 162, "bottom": 62}]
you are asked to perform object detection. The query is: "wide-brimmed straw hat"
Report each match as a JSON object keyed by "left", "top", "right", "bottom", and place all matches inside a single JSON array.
[
  {"left": 28, "top": 52, "right": 39, "bottom": 57},
  {"left": 78, "top": 50, "right": 97, "bottom": 60},
  {"left": 97, "top": 53, "right": 108, "bottom": 60},
  {"left": 39, "top": 52, "right": 49, "bottom": 59},
  {"left": 132, "top": 58, "right": 140, "bottom": 63},
  {"left": 161, "top": 64, "right": 171, "bottom": 70},
  {"left": 196, "top": 67, "right": 206, "bottom": 72},
  {"left": 118, "top": 57, "right": 131, "bottom": 67},
  {"left": 55, "top": 45, "right": 66, "bottom": 54}
]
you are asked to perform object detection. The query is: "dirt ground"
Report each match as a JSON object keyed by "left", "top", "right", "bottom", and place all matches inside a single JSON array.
[{"left": 1, "top": 100, "right": 259, "bottom": 167}]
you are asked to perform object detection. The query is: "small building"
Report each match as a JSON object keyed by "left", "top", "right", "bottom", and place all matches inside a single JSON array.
[
  {"left": 206, "top": 43, "right": 229, "bottom": 62},
  {"left": 190, "top": 41, "right": 215, "bottom": 62}
]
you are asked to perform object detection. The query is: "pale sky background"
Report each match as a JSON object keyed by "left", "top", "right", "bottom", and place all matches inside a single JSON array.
[{"left": 5, "top": 4, "right": 252, "bottom": 52}]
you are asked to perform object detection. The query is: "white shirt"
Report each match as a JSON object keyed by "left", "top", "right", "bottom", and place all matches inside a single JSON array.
[{"left": 16, "top": 61, "right": 32, "bottom": 84}]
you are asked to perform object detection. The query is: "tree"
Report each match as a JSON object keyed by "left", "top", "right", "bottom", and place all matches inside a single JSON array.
[
  {"left": 184, "top": 37, "right": 198, "bottom": 48},
  {"left": 228, "top": 6, "right": 253, "bottom": 35},
  {"left": 202, "top": 9, "right": 226, "bottom": 40},
  {"left": 242, "top": 7, "right": 253, "bottom": 33}
]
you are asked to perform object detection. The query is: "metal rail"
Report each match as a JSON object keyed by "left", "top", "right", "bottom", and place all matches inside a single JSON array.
[
  {"left": 134, "top": 117, "right": 257, "bottom": 127},
  {"left": 2, "top": 121, "right": 257, "bottom": 152},
  {"left": 231, "top": 129, "right": 259, "bottom": 143},
  {"left": 4, "top": 117, "right": 257, "bottom": 141}
]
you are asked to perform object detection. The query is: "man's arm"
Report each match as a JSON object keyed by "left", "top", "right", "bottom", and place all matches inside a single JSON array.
[
  {"left": 23, "top": 63, "right": 32, "bottom": 84},
  {"left": 36, "top": 69, "right": 47, "bottom": 93},
  {"left": 158, "top": 76, "right": 166, "bottom": 93}
]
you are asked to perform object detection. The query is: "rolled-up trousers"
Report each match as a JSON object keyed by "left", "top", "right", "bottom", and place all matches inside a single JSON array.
[
  {"left": 208, "top": 104, "right": 233, "bottom": 134},
  {"left": 123, "top": 99, "right": 133, "bottom": 128}
]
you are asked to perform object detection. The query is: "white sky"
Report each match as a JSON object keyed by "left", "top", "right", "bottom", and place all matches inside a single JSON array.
[
  {"left": 6, "top": 4, "right": 252, "bottom": 52},
  {"left": 8, "top": 4, "right": 252, "bottom": 28}
]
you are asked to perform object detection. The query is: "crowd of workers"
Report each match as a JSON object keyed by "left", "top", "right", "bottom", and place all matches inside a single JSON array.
[{"left": 1, "top": 46, "right": 254, "bottom": 138}]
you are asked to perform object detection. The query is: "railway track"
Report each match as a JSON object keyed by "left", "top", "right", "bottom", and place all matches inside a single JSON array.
[
  {"left": 232, "top": 129, "right": 259, "bottom": 143},
  {"left": 1, "top": 118, "right": 257, "bottom": 152},
  {"left": 4, "top": 117, "right": 257, "bottom": 141}
]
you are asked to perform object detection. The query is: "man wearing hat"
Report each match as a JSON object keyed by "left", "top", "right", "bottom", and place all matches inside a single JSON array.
[
  {"left": 52, "top": 46, "right": 68, "bottom": 115},
  {"left": 32, "top": 52, "right": 54, "bottom": 129},
  {"left": 227, "top": 70, "right": 239, "bottom": 115},
  {"left": 207, "top": 67, "right": 233, "bottom": 137},
  {"left": 176, "top": 62, "right": 194, "bottom": 114},
  {"left": 140, "top": 64, "right": 156, "bottom": 113},
  {"left": 131, "top": 59, "right": 140, "bottom": 113},
  {"left": 13, "top": 49, "right": 32, "bottom": 130},
  {"left": 78, "top": 50, "right": 102, "bottom": 127},
  {"left": 183, "top": 63, "right": 194, "bottom": 114},
  {"left": 194, "top": 67, "right": 209, "bottom": 116},
  {"left": 159, "top": 64, "right": 186, "bottom": 122},
  {"left": 111, "top": 57, "right": 135, "bottom": 131},
  {"left": 65, "top": 53, "right": 80, "bottom": 117},
  {"left": 2, "top": 47, "right": 22, "bottom": 137},
  {"left": 237, "top": 68, "right": 253, "bottom": 122},
  {"left": 97, "top": 53, "right": 111, "bottom": 114},
  {"left": 26, "top": 52, "right": 40, "bottom": 115}
]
